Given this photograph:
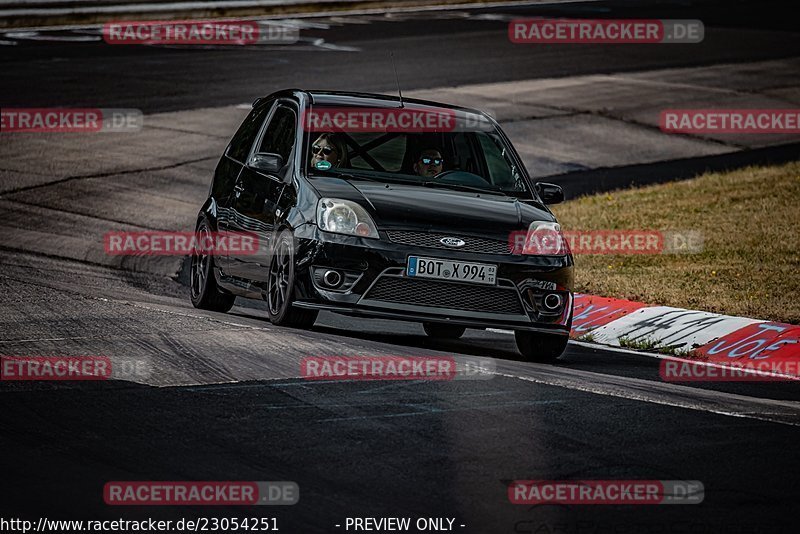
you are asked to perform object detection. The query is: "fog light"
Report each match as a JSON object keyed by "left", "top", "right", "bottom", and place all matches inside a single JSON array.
[
  {"left": 543, "top": 293, "right": 563, "bottom": 311},
  {"left": 323, "top": 270, "right": 343, "bottom": 288}
]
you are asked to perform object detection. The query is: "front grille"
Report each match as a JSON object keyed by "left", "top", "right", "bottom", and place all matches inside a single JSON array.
[
  {"left": 386, "top": 230, "right": 511, "bottom": 255},
  {"left": 362, "top": 276, "right": 524, "bottom": 315}
]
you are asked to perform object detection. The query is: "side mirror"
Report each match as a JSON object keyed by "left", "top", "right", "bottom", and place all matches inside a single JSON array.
[
  {"left": 535, "top": 182, "right": 564, "bottom": 204},
  {"left": 248, "top": 152, "right": 283, "bottom": 174}
]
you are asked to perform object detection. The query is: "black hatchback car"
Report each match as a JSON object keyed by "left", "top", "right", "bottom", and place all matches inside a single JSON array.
[{"left": 191, "top": 89, "right": 574, "bottom": 361}]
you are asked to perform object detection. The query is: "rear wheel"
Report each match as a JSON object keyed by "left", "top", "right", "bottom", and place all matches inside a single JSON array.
[
  {"left": 266, "top": 230, "right": 318, "bottom": 328},
  {"left": 515, "top": 331, "right": 569, "bottom": 362},
  {"left": 190, "top": 220, "right": 236, "bottom": 312},
  {"left": 423, "top": 322, "right": 466, "bottom": 339}
]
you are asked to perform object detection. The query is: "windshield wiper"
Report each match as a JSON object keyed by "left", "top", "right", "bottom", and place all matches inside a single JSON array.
[
  {"left": 310, "top": 168, "right": 422, "bottom": 187},
  {"left": 309, "top": 168, "right": 381, "bottom": 182},
  {"left": 422, "top": 181, "right": 508, "bottom": 196}
]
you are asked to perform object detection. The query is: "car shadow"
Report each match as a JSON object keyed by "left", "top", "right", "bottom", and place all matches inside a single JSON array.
[{"left": 309, "top": 323, "right": 528, "bottom": 362}]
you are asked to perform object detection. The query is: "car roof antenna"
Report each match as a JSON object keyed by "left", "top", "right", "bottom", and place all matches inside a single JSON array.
[{"left": 390, "top": 52, "right": 404, "bottom": 108}]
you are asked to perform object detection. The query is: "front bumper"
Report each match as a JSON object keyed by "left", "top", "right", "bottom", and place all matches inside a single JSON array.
[{"left": 292, "top": 225, "right": 574, "bottom": 334}]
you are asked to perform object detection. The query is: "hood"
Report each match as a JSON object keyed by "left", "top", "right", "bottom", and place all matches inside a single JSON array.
[{"left": 310, "top": 176, "right": 555, "bottom": 236}]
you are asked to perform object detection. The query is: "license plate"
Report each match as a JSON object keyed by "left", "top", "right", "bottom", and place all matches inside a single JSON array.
[{"left": 407, "top": 256, "right": 497, "bottom": 285}]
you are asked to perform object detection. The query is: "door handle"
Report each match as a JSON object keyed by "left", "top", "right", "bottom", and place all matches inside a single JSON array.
[{"left": 234, "top": 183, "right": 245, "bottom": 193}]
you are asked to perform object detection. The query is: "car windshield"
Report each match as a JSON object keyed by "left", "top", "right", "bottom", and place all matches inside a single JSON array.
[{"left": 302, "top": 104, "right": 531, "bottom": 196}]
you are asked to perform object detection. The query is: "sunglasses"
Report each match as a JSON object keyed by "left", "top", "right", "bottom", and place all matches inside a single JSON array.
[
  {"left": 312, "top": 145, "right": 336, "bottom": 156},
  {"left": 420, "top": 157, "right": 443, "bottom": 165}
]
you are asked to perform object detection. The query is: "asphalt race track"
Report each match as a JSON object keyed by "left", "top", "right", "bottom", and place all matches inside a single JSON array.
[
  {"left": 1, "top": 0, "right": 800, "bottom": 113},
  {"left": 1, "top": 1, "right": 799, "bottom": 532}
]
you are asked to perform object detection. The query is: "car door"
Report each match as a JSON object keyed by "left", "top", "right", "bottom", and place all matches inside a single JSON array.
[
  {"left": 226, "top": 100, "right": 298, "bottom": 281},
  {"left": 213, "top": 100, "right": 274, "bottom": 272}
]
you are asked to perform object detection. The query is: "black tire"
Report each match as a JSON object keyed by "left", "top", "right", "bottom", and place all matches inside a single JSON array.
[
  {"left": 423, "top": 322, "right": 466, "bottom": 339},
  {"left": 190, "top": 220, "right": 236, "bottom": 313},
  {"left": 266, "top": 230, "right": 318, "bottom": 328},
  {"left": 515, "top": 331, "right": 569, "bottom": 362}
]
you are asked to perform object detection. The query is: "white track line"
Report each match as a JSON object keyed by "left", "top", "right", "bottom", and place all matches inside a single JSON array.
[
  {"left": 492, "top": 365, "right": 800, "bottom": 427},
  {"left": 4, "top": 30, "right": 100, "bottom": 41}
]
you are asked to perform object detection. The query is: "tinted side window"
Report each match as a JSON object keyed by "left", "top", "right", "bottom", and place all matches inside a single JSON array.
[
  {"left": 227, "top": 103, "right": 271, "bottom": 162},
  {"left": 258, "top": 105, "right": 296, "bottom": 161}
]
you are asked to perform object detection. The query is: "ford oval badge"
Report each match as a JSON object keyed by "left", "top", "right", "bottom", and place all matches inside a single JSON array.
[{"left": 440, "top": 237, "right": 466, "bottom": 248}]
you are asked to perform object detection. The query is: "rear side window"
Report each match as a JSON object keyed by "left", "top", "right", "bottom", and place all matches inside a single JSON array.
[
  {"left": 226, "top": 102, "right": 272, "bottom": 162},
  {"left": 258, "top": 105, "right": 297, "bottom": 161}
]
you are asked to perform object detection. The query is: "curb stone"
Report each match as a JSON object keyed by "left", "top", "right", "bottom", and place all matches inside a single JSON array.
[{"left": 571, "top": 294, "right": 800, "bottom": 374}]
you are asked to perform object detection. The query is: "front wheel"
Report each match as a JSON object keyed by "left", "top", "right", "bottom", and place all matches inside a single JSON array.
[
  {"left": 266, "top": 230, "right": 318, "bottom": 329},
  {"left": 423, "top": 322, "right": 466, "bottom": 339},
  {"left": 515, "top": 331, "right": 569, "bottom": 362},
  {"left": 190, "top": 220, "right": 236, "bottom": 313}
]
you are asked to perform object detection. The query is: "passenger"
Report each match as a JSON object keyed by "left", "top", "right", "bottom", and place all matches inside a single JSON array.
[
  {"left": 310, "top": 132, "right": 348, "bottom": 168},
  {"left": 413, "top": 148, "right": 444, "bottom": 178}
]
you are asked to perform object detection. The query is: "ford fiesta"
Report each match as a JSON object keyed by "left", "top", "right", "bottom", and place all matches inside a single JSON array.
[{"left": 191, "top": 89, "right": 574, "bottom": 361}]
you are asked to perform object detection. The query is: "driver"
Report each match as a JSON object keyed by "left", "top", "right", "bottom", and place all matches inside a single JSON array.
[
  {"left": 413, "top": 148, "right": 444, "bottom": 178},
  {"left": 310, "top": 132, "right": 348, "bottom": 168}
]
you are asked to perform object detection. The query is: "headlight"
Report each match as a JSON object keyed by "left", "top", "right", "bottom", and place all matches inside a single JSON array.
[
  {"left": 317, "top": 198, "right": 379, "bottom": 239},
  {"left": 521, "top": 221, "right": 568, "bottom": 255}
]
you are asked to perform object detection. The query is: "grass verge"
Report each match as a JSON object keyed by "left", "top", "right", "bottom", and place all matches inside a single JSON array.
[{"left": 551, "top": 161, "right": 800, "bottom": 324}]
